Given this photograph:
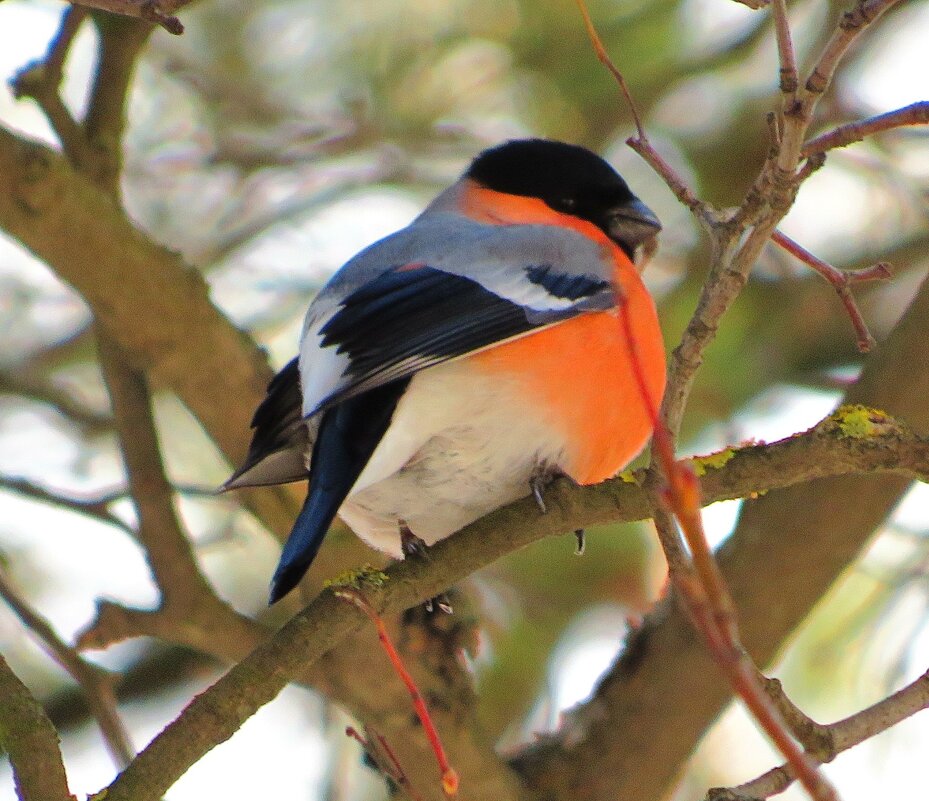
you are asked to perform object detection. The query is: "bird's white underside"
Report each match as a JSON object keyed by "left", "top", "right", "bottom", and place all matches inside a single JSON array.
[{"left": 336, "top": 358, "right": 567, "bottom": 557}]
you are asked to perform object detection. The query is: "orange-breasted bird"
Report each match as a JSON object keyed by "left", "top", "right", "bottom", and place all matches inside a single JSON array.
[{"left": 225, "top": 139, "right": 666, "bottom": 603}]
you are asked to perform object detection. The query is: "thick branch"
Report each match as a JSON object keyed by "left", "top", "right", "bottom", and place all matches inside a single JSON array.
[
  {"left": 0, "top": 655, "right": 75, "bottom": 801},
  {"left": 79, "top": 397, "right": 929, "bottom": 800}
]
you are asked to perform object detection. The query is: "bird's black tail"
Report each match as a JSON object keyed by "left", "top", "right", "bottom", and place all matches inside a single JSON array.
[{"left": 268, "top": 378, "right": 410, "bottom": 604}]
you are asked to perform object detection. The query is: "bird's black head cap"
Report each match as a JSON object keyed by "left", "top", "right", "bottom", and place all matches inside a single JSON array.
[{"left": 466, "top": 138, "right": 661, "bottom": 258}]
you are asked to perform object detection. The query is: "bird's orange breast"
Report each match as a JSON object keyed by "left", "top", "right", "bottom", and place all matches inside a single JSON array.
[{"left": 459, "top": 184, "right": 666, "bottom": 485}]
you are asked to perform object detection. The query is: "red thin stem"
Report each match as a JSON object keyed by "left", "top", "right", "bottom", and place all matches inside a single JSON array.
[
  {"left": 616, "top": 295, "right": 838, "bottom": 801},
  {"left": 372, "top": 729, "right": 427, "bottom": 801},
  {"left": 573, "top": 0, "right": 646, "bottom": 141},
  {"left": 334, "top": 589, "right": 459, "bottom": 796}
]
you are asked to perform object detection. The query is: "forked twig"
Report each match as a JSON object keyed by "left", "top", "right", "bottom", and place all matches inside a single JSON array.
[
  {"left": 0, "top": 570, "right": 134, "bottom": 767},
  {"left": 771, "top": 229, "right": 892, "bottom": 352},
  {"left": 345, "top": 726, "right": 426, "bottom": 801},
  {"left": 708, "top": 669, "right": 929, "bottom": 800}
]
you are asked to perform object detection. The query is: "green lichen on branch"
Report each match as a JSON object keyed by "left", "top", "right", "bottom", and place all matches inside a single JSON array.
[
  {"left": 691, "top": 448, "right": 737, "bottom": 477},
  {"left": 323, "top": 564, "right": 390, "bottom": 591},
  {"left": 827, "top": 404, "right": 899, "bottom": 439}
]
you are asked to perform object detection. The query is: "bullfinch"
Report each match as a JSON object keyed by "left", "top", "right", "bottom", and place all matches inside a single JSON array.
[{"left": 224, "top": 138, "right": 666, "bottom": 604}]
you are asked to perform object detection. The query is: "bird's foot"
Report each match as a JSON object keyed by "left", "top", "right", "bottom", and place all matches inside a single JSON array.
[
  {"left": 399, "top": 522, "right": 429, "bottom": 559},
  {"left": 398, "top": 522, "right": 452, "bottom": 614},
  {"left": 425, "top": 594, "right": 454, "bottom": 615},
  {"left": 529, "top": 464, "right": 570, "bottom": 514}
]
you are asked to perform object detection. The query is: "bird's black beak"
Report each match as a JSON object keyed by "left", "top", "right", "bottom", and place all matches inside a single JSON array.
[{"left": 606, "top": 197, "right": 662, "bottom": 250}]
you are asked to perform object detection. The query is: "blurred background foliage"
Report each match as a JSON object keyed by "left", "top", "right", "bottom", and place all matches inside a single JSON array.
[{"left": 0, "top": 0, "right": 928, "bottom": 797}]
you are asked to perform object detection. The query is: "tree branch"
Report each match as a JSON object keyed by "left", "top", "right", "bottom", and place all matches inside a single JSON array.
[
  {"left": 68, "top": 0, "right": 189, "bottom": 35},
  {"left": 771, "top": 229, "right": 891, "bottom": 352},
  {"left": 805, "top": 0, "right": 904, "bottom": 97},
  {"left": 0, "top": 655, "right": 75, "bottom": 801},
  {"left": 94, "top": 335, "right": 258, "bottom": 630},
  {"left": 0, "top": 124, "right": 297, "bottom": 540},
  {"left": 75, "top": 394, "right": 929, "bottom": 800},
  {"left": 0, "top": 570, "right": 134, "bottom": 768},
  {"left": 708, "top": 669, "right": 929, "bottom": 800},
  {"left": 803, "top": 101, "right": 929, "bottom": 156},
  {"left": 0, "top": 366, "right": 111, "bottom": 433},
  {"left": 0, "top": 475, "right": 131, "bottom": 532}
]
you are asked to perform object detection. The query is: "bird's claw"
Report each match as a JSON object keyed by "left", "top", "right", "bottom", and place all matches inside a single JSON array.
[
  {"left": 425, "top": 594, "right": 454, "bottom": 615},
  {"left": 574, "top": 528, "right": 586, "bottom": 555},
  {"left": 399, "top": 522, "right": 430, "bottom": 559}
]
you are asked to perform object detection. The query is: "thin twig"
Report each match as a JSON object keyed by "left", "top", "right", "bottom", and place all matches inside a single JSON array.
[
  {"left": 771, "top": 0, "right": 799, "bottom": 99},
  {"left": 708, "top": 669, "right": 929, "bottom": 800},
  {"left": 755, "top": 673, "right": 833, "bottom": 760},
  {"left": 803, "top": 101, "right": 929, "bottom": 155},
  {"left": 345, "top": 726, "right": 427, "bottom": 801},
  {"left": 805, "top": 0, "right": 905, "bottom": 96},
  {"left": 10, "top": 6, "right": 91, "bottom": 166},
  {"left": 617, "top": 301, "right": 838, "bottom": 801},
  {"left": 67, "top": 0, "right": 189, "bottom": 34},
  {"left": 626, "top": 138, "right": 714, "bottom": 222},
  {"left": 573, "top": 0, "right": 714, "bottom": 226},
  {"left": 0, "top": 570, "right": 134, "bottom": 767},
  {"left": 771, "top": 229, "right": 892, "bottom": 352},
  {"left": 573, "top": 0, "right": 645, "bottom": 140},
  {"left": 0, "top": 475, "right": 132, "bottom": 533},
  {"left": 334, "top": 588, "right": 459, "bottom": 797},
  {"left": 0, "top": 367, "right": 111, "bottom": 433}
]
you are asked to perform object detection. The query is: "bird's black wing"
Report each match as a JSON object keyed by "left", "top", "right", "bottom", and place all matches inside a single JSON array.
[
  {"left": 222, "top": 357, "right": 309, "bottom": 490},
  {"left": 313, "top": 263, "right": 613, "bottom": 413}
]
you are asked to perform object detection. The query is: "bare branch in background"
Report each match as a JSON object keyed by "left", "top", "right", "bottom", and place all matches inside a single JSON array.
[
  {"left": 0, "top": 367, "right": 111, "bottom": 433},
  {"left": 0, "top": 475, "right": 132, "bottom": 532},
  {"left": 0, "top": 570, "right": 134, "bottom": 767}
]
